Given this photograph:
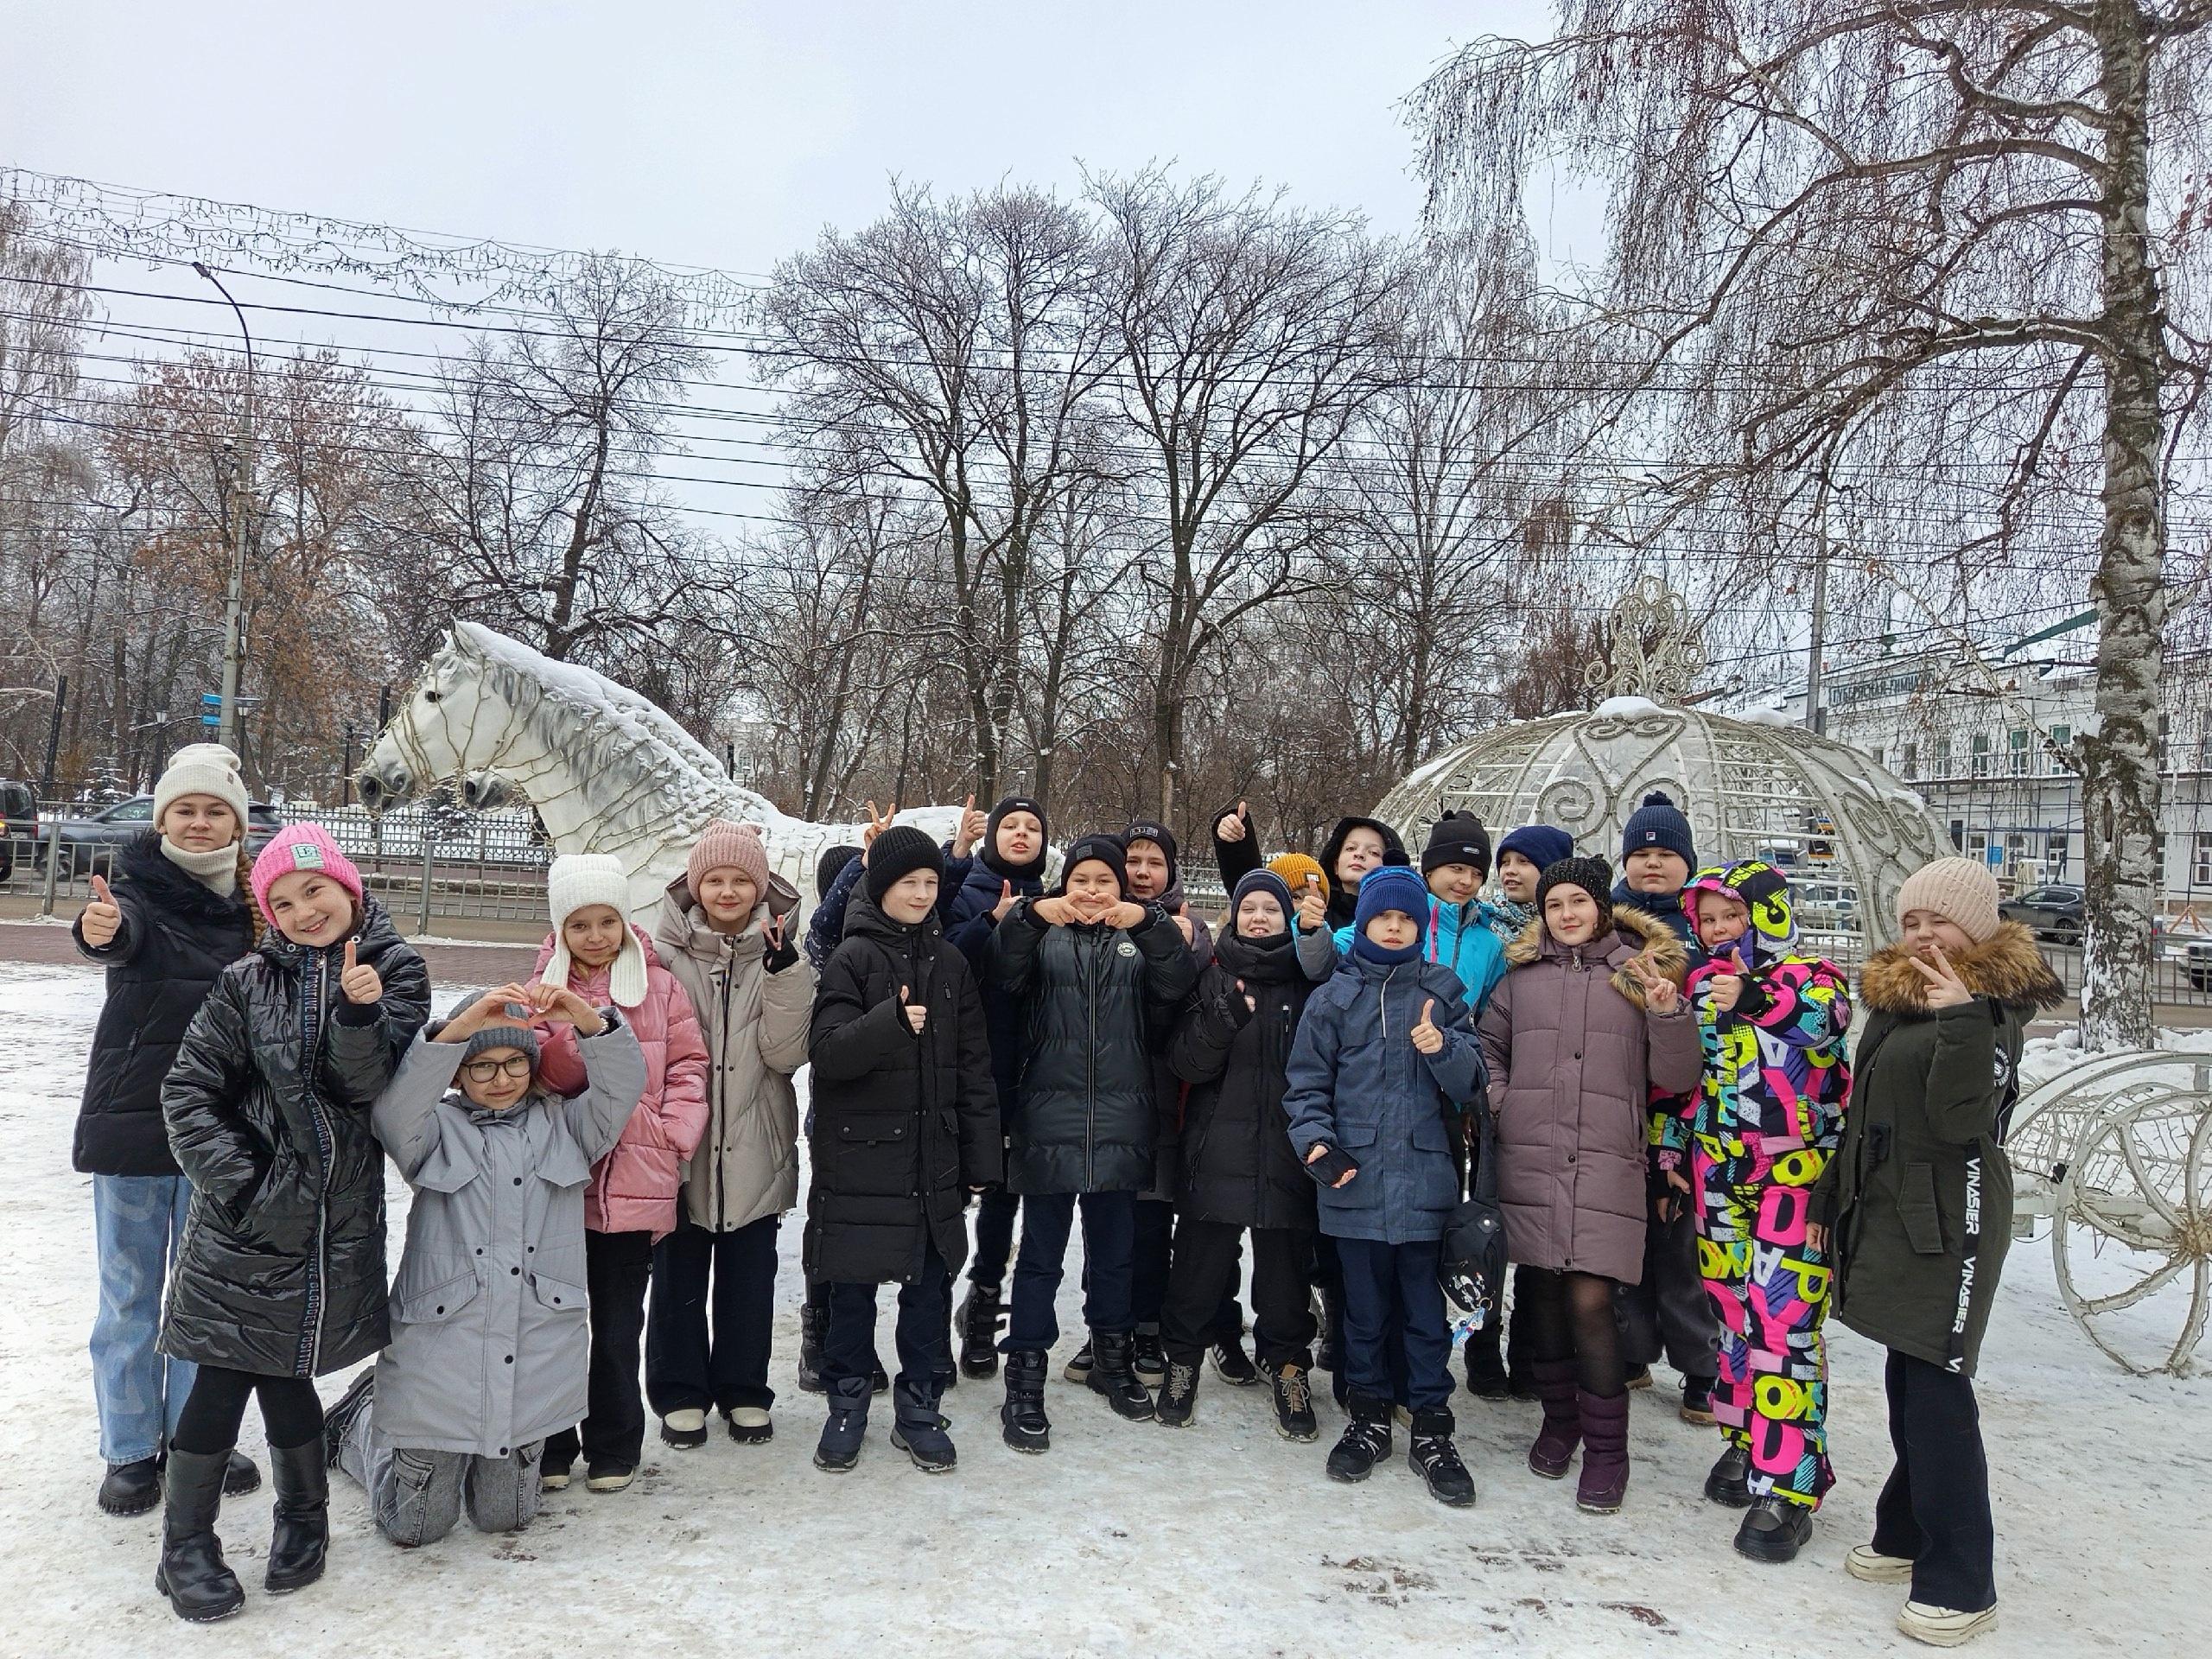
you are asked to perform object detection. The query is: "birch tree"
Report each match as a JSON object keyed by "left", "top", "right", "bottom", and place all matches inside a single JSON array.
[{"left": 1413, "top": 1, "right": 2212, "bottom": 1046}]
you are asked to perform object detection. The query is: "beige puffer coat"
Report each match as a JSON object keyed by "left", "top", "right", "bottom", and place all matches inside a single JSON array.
[{"left": 651, "top": 872, "right": 816, "bottom": 1232}]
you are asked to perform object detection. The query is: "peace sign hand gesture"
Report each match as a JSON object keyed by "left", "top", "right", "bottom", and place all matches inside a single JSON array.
[
  {"left": 1910, "top": 945, "right": 1975, "bottom": 1009},
  {"left": 1624, "top": 952, "right": 1680, "bottom": 1015},
  {"left": 860, "top": 800, "right": 899, "bottom": 858}
]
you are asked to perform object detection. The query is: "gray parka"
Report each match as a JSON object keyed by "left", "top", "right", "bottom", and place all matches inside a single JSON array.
[
  {"left": 651, "top": 873, "right": 816, "bottom": 1232},
  {"left": 368, "top": 1016, "right": 647, "bottom": 1459}
]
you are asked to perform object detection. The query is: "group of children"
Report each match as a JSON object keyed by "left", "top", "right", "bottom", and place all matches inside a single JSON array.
[{"left": 73, "top": 751, "right": 2051, "bottom": 1647}]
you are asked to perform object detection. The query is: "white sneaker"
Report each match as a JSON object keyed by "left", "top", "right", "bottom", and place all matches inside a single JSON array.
[
  {"left": 540, "top": 1468, "right": 571, "bottom": 1492},
  {"left": 1898, "top": 1602, "right": 1998, "bottom": 1647},
  {"left": 725, "top": 1405, "right": 773, "bottom": 1444},
  {"left": 1846, "top": 1544, "right": 1915, "bottom": 1583}
]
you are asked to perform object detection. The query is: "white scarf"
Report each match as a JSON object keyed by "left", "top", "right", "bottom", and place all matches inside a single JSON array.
[{"left": 161, "top": 837, "right": 238, "bottom": 896}]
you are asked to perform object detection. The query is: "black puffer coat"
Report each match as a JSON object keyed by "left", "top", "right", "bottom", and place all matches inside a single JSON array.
[
  {"left": 990, "top": 899, "right": 1198, "bottom": 1195},
  {"left": 1166, "top": 927, "right": 1320, "bottom": 1232},
  {"left": 159, "top": 896, "right": 431, "bottom": 1376},
  {"left": 804, "top": 891, "right": 1002, "bottom": 1286},
  {"left": 73, "top": 833, "right": 255, "bottom": 1176}
]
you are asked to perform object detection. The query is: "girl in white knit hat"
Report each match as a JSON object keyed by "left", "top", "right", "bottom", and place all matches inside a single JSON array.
[
  {"left": 71, "top": 744, "right": 264, "bottom": 1517},
  {"left": 526, "top": 854, "right": 709, "bottom": 1493}
]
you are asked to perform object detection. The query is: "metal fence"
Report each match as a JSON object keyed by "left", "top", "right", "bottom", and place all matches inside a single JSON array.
[{"left": 1, "top": 801, "right": 554, "bottom": 930}]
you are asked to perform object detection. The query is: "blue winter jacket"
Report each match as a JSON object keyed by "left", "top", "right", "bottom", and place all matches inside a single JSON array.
[
  {"left": 1281, "top": 953, "right": 1486, "bottom": 1244},
  {"left": 1332, "top": 896, "right": 1507, "bottom": 1014},
  {"left": 944, "top": 858, "right": 1046, "bottom": 1111}
]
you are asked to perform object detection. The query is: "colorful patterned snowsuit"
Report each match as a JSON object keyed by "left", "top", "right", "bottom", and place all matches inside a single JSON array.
[{"left": 1679, "top": 861, "right": 1852, "bottom": 1509}]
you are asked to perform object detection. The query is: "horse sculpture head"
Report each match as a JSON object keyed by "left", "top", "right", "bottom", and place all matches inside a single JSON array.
[{"left": 356, "top": 632, "right": 495, "bottom": 812}]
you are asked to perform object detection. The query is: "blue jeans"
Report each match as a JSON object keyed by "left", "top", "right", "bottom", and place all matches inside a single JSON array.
[
  {"left": 1003, "top": 1190, "right": 1136, "bottom": 1351},
  {"left": 91, "top": 1174, "right": 195, "bottom": 1463},
  {"left": 1335, "top": 1236, "right": 1452, "bottom": 1413}
]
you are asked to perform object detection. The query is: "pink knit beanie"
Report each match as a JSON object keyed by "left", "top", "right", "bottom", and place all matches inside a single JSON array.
[
  {"left": 1896, "top": 855, "right": 2001, "bottom": 943},
  {"left": 251, "top": 823, "right": 365, "bottom": 926},
  {"left": 686, "top": 820, "right": 772, "bottom": 905}
]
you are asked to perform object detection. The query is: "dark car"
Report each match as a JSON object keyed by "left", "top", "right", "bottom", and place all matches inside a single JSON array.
[
  {"left": 0, "top": 780, "right": 37, "bottom": 881},
  {"left": 35, "top": 795, "right": 285, "bottom": 877},
  {"left": 2000, "top": 883, "right": 2084, "bottom": 944}
]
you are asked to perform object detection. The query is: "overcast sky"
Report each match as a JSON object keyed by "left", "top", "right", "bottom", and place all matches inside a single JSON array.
[{"left": 6, "top": 1, "right": 1572, "bottom": 271}]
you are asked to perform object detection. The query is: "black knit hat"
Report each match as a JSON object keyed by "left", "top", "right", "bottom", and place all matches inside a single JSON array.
[
  {"left": 817, "top": 843, "right": 862, "bottom": 902},
  {"left": 1054, "top": 834, "right": 1128, "bottom": 897},
  {"left": 983, "top": 796, "right": 1050, "bottom": 880},
  {"left": 1421, "top": 810, "right": 1492, "bottom": 878},
  {"left": 1122, "top": 819, "right": 1178, "bottom": 874},
  {"left": 1537, "top": 855, "right": 1616, "bottom": 929},
  {"left": 1620, "top": 791, "right": 1696, "bottom": 868},
  {"left": 863, "top": 826, "right": 945, "bottom": 903}
]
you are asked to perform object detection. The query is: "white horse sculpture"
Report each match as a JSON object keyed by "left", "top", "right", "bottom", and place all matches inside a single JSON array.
[{"left": 356, "top": 622, "right": 961, "bottom": 917}]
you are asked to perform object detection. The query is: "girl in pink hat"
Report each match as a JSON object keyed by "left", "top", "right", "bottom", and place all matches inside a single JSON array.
[{"left": 153, "top": 823, "right": 430, "bottom": 1622}]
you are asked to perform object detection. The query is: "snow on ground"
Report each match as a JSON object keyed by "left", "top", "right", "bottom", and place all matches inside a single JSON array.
[{"left": 0, "top": 960, "right": 2202, "bottom": 1659}]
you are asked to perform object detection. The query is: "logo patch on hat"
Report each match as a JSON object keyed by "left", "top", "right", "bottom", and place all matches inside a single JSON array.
[
  {"left": 290, "top": 843, "right": 327, "bottom": 871},
  {"left": 1643, "top": 831, "right": 1658, "bottom": 842}
]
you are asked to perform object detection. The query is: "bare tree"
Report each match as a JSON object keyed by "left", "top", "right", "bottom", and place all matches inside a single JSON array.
[
  {"left": 1090, "top": 168, "right": 1410, "bottom": 819},
  {"left": 1413, "top": 2, "right": 2211, "bottom": 1046}
]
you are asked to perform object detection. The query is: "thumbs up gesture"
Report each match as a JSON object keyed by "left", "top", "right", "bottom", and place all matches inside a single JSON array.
[
  {"left": 1295, "top": 873, "right": 1327, "bottom": 933},
  {"left": 1216, "top": 800, "right": 1249, "bottom": 844},
  {"left": 952, "top": 794, "right": 986, "bottom": 859},
  {"left": 992, "top": 879, "right": 1016, "bottom": 921},
  {"left": 80, "top": 873, "right": 123, "bottom": 949},
  {"left": 1410, "top": 997, "right": 1445, "bottom": 1056},
  {"left": 899, "top": 983, "right": 927, "bottom": 1035},
  {"left": 339, "top": 938, "right": 384, "bottom": 1006}
]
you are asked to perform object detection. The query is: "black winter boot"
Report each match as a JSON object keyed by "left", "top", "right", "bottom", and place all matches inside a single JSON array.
[
  {"left": 222, "top": 1451, "right": 263, "bottom": 1497},
  {"left": 99, "top": 1457, "right": 162, "bottom": 1516},
  {"left": 1155, "top": 1359, "right": 1199, "bottom": 1427},
  {"left": 264, "top": 1440, "right": 329, "bottom": 1594},
  {"left": 1211, "top": 1335, "right": 1260, "bottom": 1387},
  {"left": 888, "top": 1380, "right": 957, "bottom": 1473},
  {"left": 1062, "top": 1338, "right": 1095, "bottom": 1383},
  {"left": 813, "top": 1377, "right": 869, "bottom": 1472},
  {"left": 1131, "top": 1327, "right": 1169, "bottom": 1388},
  {"left": 1705, "top": 1444, "right": 1753, "bottom": 1508},
  {"left": 1325, "top": 1391, "right": 1394, "bottom": 1484},
  {"left": 1734, "top": 1494, "right": 1815, "bottom": 1563},
  {"left": 154, "top": 1447, "right": 245, "bottom": 1623},
  {"left": 1086, "top": 1330, "right": 1155, "bottom": 1421},
  {"left": 957, "top": 1281, "right": 1004, "bottom": 1379},
  {"left": 1463, "top": 1319, "right": 1511, "bottom": 1400},
  {"left": 798, "top": 1300, "right": 827, "bottom": 1394},
  {"left": 1408, "top": 1407, "right": 1477, "bottom": 1508},
  {"left": 1001, "top": 1349, "right": 1052, "bottom": 1453}
]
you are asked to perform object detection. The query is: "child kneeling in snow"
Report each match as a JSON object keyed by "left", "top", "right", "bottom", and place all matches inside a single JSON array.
[
  {"left": 327, "top": 984, "right": 645, "bottom": 1546},
  {"left": 1283, "top": 866, "right": 1485, "bottom": 1507}
]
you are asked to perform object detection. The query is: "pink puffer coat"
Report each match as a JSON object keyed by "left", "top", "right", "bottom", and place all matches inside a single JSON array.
[{"left": 531, "top": 925, "right": 709, "bottom": 1240}]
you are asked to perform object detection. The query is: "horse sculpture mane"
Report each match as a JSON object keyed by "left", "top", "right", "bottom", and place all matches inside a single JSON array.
[{"left": 361, "top": 622, "right": 962, "bottom": 917}]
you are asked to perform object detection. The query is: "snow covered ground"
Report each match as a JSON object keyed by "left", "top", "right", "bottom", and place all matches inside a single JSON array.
[{"left": 0, "top": 959, "right": 2202, "bottom": 1658}]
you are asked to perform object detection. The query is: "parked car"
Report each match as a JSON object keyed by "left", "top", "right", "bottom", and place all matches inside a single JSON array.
[
  {"left": 34, "top": 796, "right": 285, "bottom": 877},
  {"left": 1794, "top": 879, "right": 1862, "bottom": 934},
  {"left": 0, "top": 780, "right": 37, "bottom": 881},
  {"left": 2000, "top": 883, "right": 2084, "bottom": 944}
]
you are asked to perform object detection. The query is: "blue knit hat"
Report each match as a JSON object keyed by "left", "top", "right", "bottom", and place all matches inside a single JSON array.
[
  {"left": 1352, "top": 865, "right": 1431, "bottom": 938},
  {"left": 1497, "top": 824, "right": 1573, "bottom": 872},
  {"left": 1620, "top": 791, "right": 1696, "bottom": 868}
]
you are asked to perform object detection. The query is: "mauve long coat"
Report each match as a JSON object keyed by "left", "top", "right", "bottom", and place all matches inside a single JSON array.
[{"left": 1477, "top": 906, "right": 1700, "bottom": 1285}]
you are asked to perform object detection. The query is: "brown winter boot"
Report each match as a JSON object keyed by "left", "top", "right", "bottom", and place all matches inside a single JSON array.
[{"left": 1527, "top": 1359, "right": 1580, "bottom": 1479}]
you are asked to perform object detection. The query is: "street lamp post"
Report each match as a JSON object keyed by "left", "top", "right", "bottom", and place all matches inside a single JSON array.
[{"left": 192, "top": 262, "right": 255, "bottom": 757}]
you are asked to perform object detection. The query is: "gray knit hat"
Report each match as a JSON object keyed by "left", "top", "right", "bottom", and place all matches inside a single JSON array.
[{"left": 442, "top": 991, "right": 541, "bottom": 1069}]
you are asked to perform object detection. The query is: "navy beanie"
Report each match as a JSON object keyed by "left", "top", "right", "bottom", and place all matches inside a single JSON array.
[
  {"left": 1620, "top": 791, "right": 1696, "bottom": 868},
  {"left": 817, "top": 843, "right": 862, "bottom": 902},
  {"left": 1497, "top": 823, "right": 1573, "bottom": 873},
  {"left": 1230, "top": 868, "right": 1296, "bottom": 936},
  {"left": 1122, "top": 819, "right": 1179, "bottom": 876},
  {"left": 1351, "top": 865, "right": 1431, "bottom": 963}
]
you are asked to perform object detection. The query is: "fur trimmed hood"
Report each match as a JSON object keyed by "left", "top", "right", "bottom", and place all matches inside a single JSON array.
[
  {"left": 1504, "top": 904, "right": 1688, "bottom": 1010},
  {"left": 1860, "top": 919, "right": 2065, "bottom": 1016}
]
